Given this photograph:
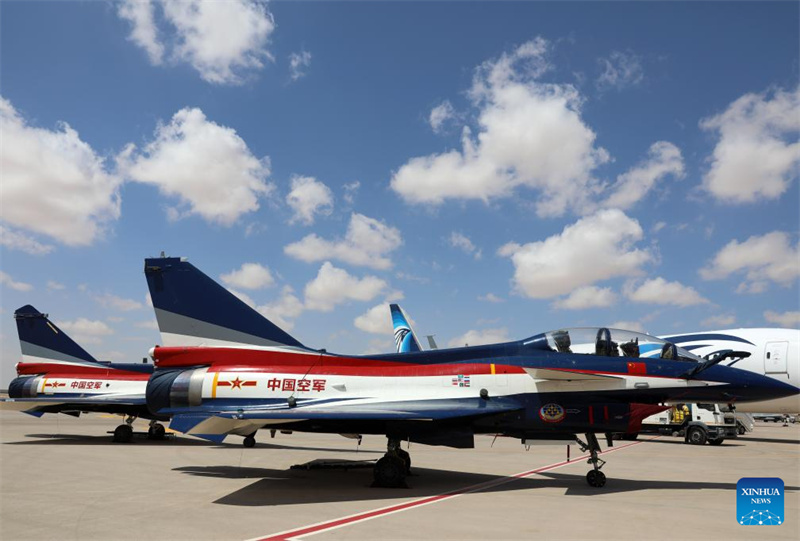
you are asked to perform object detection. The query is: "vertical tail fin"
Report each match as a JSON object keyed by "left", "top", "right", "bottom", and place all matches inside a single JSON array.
[
  {"left": 390, "top": 303, "right": 422, "bottom": 353},
  {"left": 14, "top": 305, "right": 100, "bottom": 366},
  {"left": 144, "top": 256, "right": 307, "bottom": 350}
]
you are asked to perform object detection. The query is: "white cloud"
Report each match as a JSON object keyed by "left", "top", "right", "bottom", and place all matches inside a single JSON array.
[
  {"left": 343, "top": 181, "right": 360, "bottom": 205},
  {"left": 429, "top": 100, "right": 455, "bottom": 133},
  {"left": 498, "top": 209, "right": 651, "bottom": 299},
  {"left": 227, "top": 288, "right": 256, "bottom": 308},
  {"left": 0, "top": 271, "right": 33, "bottom": 292},
  {"left": 286, "top": 175, "right": 333, "bottom": 225},
  {"left": 391, "top": 38, "right": 613, "bottom": 217},
  {"left": 220, "top": 262, "right": 275, "bottom": 290},
  {"left": 304, "top": 262, "right": 387, "bottom": 312},
  {"left": 608, "top": 320, "right": 647, "bottom": 333},
  {"left": 553, "top": 286, "right": 617, "bottom": 310},
  {"left": 764, "top": 310, "right": 800, "bottom": 328},
  {"left": 0, "top": 97, "right": 121, "bottom": 247},
  {"left": 120, "top": 0, "right": 276, "bottom": 85},
  {"left": 285, "top": 213, "right": 402, "bottom": 270},
  {"left": 652, "top": 221, "right": 667, "bottom": 233},
  {"left": 601, "top": 141, "right": 685, "bottom": 209},
  {"left": 120, "top": 107, "right": 273, "bottom": 225},
  {"left": 596, "top": 50, "right": 644, "bottom": 90},
  {"left": 354, "top": 303, "right": 392, "bottom": 335},
  {"left": 58, "top": 318, "right": 114, "bottom": 336},
  {"left": 449, "top": 232, "right": 482, "bottom": 259},
  {"left": 478, "top": 293, "right": 504, "bottom": 303},
  {"left": 145, "top": 292, "right": 153, "bottom": 307},
  {"left": 135, "top": 320, "right": 160, "bottom": 330},
  {"left": 289, "top": 50, "right": 312, "bottom": 81},
  {"left": 118, "top": 0, "right": 164, "bottom": 65},
  {"left": 447, "top": 328, "right": 510, "bottom": 348},
  {"left": 46, "top": 280, "right": 65, "bottom": 291},
  {"left": 701, "top": 314, "right": 736, "bottom": 328},
  {"left": 0, "top": 226, "right": 54, "bottom": 255},
  {"left": 93, "top": 293, "right": 144, "bottom": 311},
  {"left": 624, "top": 277, "right": 709, "bottom": 307},
  {"left": 700, "top": 87, "right": 800, "bottom": 203},
  {"left": 700, "top": 231, "right": 799, "bottom": 292},
  {"left": 256, "top": 286, "right": 304, "bottom": 331}
]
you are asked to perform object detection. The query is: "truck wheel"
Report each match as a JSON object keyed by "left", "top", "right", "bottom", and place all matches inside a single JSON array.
[
  {"left": 687, "top": 426, "right": 707, "bottom": 445},
  {"left": 737, "top": 424, "right": 745, "bottom": 435},
  {"left": 709, "top": 437, "right": 724, "bottom": 446}
]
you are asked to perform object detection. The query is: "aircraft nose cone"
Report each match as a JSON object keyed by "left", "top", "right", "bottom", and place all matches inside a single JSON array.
[{"left": 740, "top": 372, "right": 800, "bottom": 402}]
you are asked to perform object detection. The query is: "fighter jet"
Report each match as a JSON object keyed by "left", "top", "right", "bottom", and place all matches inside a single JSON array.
[
  {"left": 3, "top": 305, "right": 167, "bottom": 442},
  {"left": 143, "top": 256, "right": 799, "bottom": 488}
]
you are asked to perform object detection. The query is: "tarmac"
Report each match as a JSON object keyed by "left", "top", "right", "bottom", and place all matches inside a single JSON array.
[{"left": 0, "top": 410, "right": 797, "bottom": 541}]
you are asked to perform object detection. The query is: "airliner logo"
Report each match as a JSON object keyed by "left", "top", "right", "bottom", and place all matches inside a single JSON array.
[{"left": 394, "top": 327, "right": 410, "bottom": 351}]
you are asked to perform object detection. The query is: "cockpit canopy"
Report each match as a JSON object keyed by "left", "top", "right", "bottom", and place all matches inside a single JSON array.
[{"left": 538, "top": 327, "right": 703, "bottom": 363}]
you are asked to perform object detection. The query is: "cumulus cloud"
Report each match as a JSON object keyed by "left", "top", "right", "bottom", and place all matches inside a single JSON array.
[
  {"left": 449, "top": 232, "right": 482, "bottom": 259},
  {"left": 288, "top": 50, "right": 312, "bottom": 81},
  {"left": 304, "top": 262, "right": 387, "bottom": 312},
  {"left": 700, "top": 231, "right": 799, "bottom": 292},
  {"left": 596, "top": 50, "right": 644, "bottom": 90},
  {"left": 343, "top": 181, "right": 360, "bottom": 205},
  {"left": 601, "top": 141, "right": 685, "bottom": 209},
  {"left": 447, "top": 328, "right": 510, "bottom": 348},
  {"left": 391, "top": 38, "right": 614, "bottom": 216},
  {"left": 624, "top": 277, "right": 709, "bottom": 306},
  {"left": 764, "top": 310, "right": 800, "bottom": 328},
  {"left": 58, "top": 318, "right": 114, "bottom": 336},
  {"left": 0, "top": 97, "right": 121, "bottom": 247},
  {"left": 119, "top": 0, "right": 276, "bottom": 84},
  {"left": 46, "top": 280, "right": 66, "bottom": 291},
  {"left": 0, "top": 226, "right": 54, "bottom": 255},
  {"left": 93, "top": 293, "right": 144, "bottom": 311},
  {"left": 0, "top": 271, "right": 33, "bottom": 292},
  {"left": 429, "top": 100, "right": 456, "bottom": 133},
  {"left": 120, "top": 107, "right": 273, "bottom": 225},
  {"left": 478, "top": 293, "right": 504, "bottom": 303},
  {"left": 117, "top": 0, "right": 164, "bottom": 64},
  {"left": 286, "top": 175, "right": 333, "bottom": 225},
  {"left": 285, "top": 213, "right": 402, "bottom": 270},
  {"left": 553, "top": 286, "right": 617, "bottom": 310},
  {"left": 700, "top": 87, "right": 800, "bottom": 203},
  {"left": 220, "top": 262, "right": 275, "bottom": 290},
  {"left": 701, "top": 314, "right": 736, "bottom": 328},
  {"left": 256, "top": 285, "right": 304, "bottom": 331},
  {"left": 498, "top": 209, "right": 651, "bottom": 299}
]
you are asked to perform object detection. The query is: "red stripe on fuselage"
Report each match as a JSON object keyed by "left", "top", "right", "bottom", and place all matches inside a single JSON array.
[{"left": 205, "top": 363, "right": 525, "bottom": 377}]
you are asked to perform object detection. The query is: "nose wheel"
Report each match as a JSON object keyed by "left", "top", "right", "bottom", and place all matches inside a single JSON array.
[{"left": 577, "top": 433, "right": 607, "bottom": 488}]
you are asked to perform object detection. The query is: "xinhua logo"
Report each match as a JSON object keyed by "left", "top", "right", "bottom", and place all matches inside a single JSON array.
[{"left": 737, "top": 477, "right": 784, "bottom": 525}]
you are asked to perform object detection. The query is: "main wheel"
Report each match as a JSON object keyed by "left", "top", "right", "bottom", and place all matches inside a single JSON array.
[
  {"left": 113, "top": 424, "right": 133, "bottom": 443},
  {"left": 396, "top": 448, "right": 411, "bottom": 474},
  {"left": 708, "top": 437, "right": 724, "bottom": 446},
  {"left": 686, "top": 426, "right": 707, "bottom": 445},
  {"left": 148, "top": 424, "right": 166, "bottom": 440},
  {"left": 586, "top": 470, "right": 606, "bottom": 488},
  {"left": 374, "top": 456, "right": 407, "bottom": 488},
  {"left": 243, "top": 435, "right": 256, "bottom": 448}
]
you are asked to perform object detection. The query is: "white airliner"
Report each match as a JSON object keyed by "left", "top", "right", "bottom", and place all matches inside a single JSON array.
[{"left": 661, "top": 329, "right": 800, "bottom": 414}]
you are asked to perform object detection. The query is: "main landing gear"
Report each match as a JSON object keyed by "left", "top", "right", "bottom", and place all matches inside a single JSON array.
[
  {"left": 147, "top": 420, "right": 166, "bottom": 440},
  {"left": 373, "top": 437, "right": 412, "bottom": 488},
  {"left": 243, "top": 432, "right": 257, "bottom": 448},
  {"left": 576, "top": 433, "right": 606, "bottom": 488},
  {"left": 113, "top": 416, "right": 136, "bottom": 443}
]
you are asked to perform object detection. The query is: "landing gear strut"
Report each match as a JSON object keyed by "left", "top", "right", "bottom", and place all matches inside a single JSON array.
[
  {"left": 147, "top": 420, "right": 166, "bottom": 440},
  {"left": 113, "top": 416, "right": 136, "bottom": 443},
  {"left": 373, "top": 437, "right": 410, "bottom": 488},
  {"left": 576, "top": 433, "right": 606, "bottom": 488}
]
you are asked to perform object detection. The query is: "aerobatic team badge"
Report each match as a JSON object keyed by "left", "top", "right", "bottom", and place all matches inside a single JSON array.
[
  {"left": 538, "top": 403, "right": 565, "bottom": 423},
  {"left": 737, "top": 477, "right": 784, "bottom": 526}
]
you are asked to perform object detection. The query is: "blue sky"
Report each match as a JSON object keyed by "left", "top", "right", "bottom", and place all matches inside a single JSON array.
[{"left": 1, "top": 1, "right": 798, "bottom": 387}]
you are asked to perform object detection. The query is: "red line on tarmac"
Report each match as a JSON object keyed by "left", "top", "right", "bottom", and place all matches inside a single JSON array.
[{"left": 252, "top": 438, "right": 652, "bottom": 541}]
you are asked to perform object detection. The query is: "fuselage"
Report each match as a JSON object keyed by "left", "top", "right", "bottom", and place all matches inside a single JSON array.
[{"left": 662, "top": 328, "right": 800, "bottom": 414}]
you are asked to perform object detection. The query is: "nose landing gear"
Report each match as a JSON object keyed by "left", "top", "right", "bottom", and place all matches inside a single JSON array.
[{"left": 576, "top": 433, "right": 606, "bottom": 488}]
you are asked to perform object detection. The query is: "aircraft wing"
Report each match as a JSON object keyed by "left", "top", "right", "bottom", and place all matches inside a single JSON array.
[{"left": 164, "top": 396, "right": 525, "bottom": 441}]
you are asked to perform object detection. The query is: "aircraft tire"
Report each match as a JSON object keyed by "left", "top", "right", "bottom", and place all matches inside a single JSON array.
[
  {"left": 243, "top": 435, "right": 256, "bottom": 448},
  {"left": 374, "top": 456, "right": 406, "bottom": 488},
  {"left": 396, "top": 448, "right": 411, "bottom": 473},
  {"left": 113, "top": 424, "right": 133, "bottom": 443},
  {"left": 586, "top": 470, "right": 606, "bottom": 488},
  {"left": 148, "top": 424, "right": 166, "bottom": 440}
]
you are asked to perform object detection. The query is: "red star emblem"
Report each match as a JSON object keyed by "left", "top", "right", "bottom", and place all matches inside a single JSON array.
[{"left": 230, "top": 377, "right": 243, "bottom": 390}]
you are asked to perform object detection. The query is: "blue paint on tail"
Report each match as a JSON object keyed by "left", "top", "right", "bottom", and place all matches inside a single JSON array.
[
  {"left": 144, "top": 257, "right": 307, "bottom": 349},
  {"left": 15, "top": 305, "right": 99, "bottom": 364},
  {"left": 390, "top": 304, "right": 422, "bottom": 353}
]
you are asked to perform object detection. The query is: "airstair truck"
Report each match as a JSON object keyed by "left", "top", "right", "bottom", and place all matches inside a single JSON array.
[{"left": 639, "top": 403, "right": 738, "bottom": 445}]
